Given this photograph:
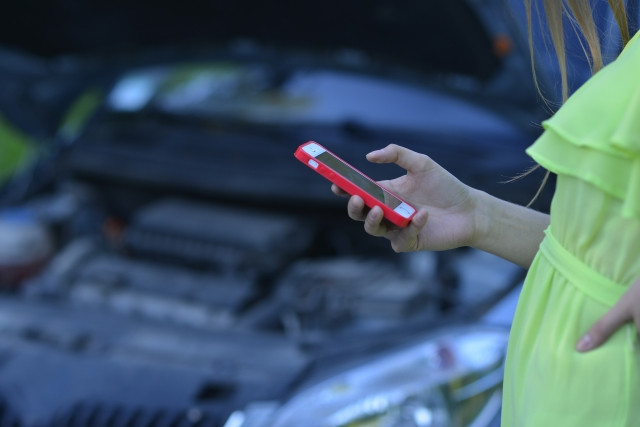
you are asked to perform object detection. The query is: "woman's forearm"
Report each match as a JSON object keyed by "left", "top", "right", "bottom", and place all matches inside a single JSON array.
[{"left": 471, "top": 189, "right": 550, "bottom": 269}]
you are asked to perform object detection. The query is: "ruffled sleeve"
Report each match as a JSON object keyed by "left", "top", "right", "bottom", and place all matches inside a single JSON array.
[{"left": 526, "top": 30, "right": 640, "bottom": 218}]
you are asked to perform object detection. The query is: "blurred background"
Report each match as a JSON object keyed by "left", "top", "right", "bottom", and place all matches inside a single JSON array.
[{"left": 0, "top": 1, "right": 632, "bottom": 426}]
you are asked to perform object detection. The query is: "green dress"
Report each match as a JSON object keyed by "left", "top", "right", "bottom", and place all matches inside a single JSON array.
[{"left": 501, "top": 30, "right": 640, "bottom": 426}]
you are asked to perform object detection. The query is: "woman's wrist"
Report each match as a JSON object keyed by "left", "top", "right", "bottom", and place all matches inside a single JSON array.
[
  {"left": 467, "top": 189, "right": 494, "bottom": 249},
  {"left": 469, "top": 189, "right": 549, "bottom": 268}
]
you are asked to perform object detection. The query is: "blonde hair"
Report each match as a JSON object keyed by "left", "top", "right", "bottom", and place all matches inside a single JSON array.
[
  {"left": 521, "top": 0, "right": 630, "bottom": 206},
  {"left": 526, "top": 0, "right": 630, "bottom": 102}
]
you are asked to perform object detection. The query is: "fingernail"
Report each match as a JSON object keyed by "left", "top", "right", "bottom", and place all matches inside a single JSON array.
[{"left": 576, "top": 334, "right": 592, "bottom": 352}]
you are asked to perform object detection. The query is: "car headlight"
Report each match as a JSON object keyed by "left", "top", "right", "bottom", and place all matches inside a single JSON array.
[{"left": 226, "top": 325, "right": 508, "bottom": 427}]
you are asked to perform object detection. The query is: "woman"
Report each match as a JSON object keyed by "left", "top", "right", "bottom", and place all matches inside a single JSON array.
[{"left": 333, "top": 1, "right": 640, "bottom": 425}]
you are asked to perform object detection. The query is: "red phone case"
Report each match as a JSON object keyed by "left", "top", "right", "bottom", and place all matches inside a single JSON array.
[{"left": 294, "top": 141, "right": 416, "bottom": 227}]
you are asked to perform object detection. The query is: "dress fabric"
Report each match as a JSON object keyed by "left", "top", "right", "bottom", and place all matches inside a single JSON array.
[{"left": 501, "top": 30, "right": 640, "bottom": 426}]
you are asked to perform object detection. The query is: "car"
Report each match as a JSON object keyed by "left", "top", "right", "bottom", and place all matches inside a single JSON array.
[{"left": 0, "top": 1, "right": 572, "bottom": 426}]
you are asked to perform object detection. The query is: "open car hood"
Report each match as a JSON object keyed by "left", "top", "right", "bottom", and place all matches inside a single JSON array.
[
  {"left": 0, "top": 0, "right": 501, "bottom": 79},
  {"left": 0, "top": 0, "right": 552, "bottom": 209}
]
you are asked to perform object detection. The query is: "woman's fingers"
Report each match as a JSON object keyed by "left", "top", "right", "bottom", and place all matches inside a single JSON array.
[
  {"left": 363, "top": 206, "right": 387, "bottom": 236},
  {"left": 346, "top": 195, "right": 367, "bottom": 221},
  {"left": 388, "top": 208, "right": 429, "bottom": 253},
  {"left": 576, "top": 277, "right": 640, "bottom": 352},
  {"left": 366, "top": 144, "right": 429, "bottom": 174},
  {"left": 360, "top": 206, "right": 429, "bottom": 252},
  {"left": 348, "top": 194, "right": 429, "bottom": 245},
  {"left": 331, "top": 184, "right": 348, "bottom": 197},
  {"left": 576, "top": 303, "right": 630, "bottom": 352}
]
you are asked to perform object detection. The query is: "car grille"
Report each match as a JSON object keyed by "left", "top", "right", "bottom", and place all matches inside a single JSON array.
[{"left": 51, "top": 402, "right": 219, "bottom": 427}]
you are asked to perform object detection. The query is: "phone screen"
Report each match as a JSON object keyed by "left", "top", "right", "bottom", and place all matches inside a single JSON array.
[{"left": 316, "top": 151, "right": 402, "bottom": 209}]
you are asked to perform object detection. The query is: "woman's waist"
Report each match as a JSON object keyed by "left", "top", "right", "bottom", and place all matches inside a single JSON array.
[
  {"left": 548, "top": 176, "right": 640, "bottom": 286},
  {"left": 539, "top": 230, "right": 632, "bottom": 307}
]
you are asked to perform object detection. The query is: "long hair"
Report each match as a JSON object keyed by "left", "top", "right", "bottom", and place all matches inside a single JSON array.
[
  {"left": 526, "top": 0, "right": 630, "bottom": 103},
  {"left": 521, "top": 0, "right": 630, "bottom": 206}
]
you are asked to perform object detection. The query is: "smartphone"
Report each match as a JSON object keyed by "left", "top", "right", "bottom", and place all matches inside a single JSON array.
[{"left": 294, "top": 141, "right": 416, "bottom": 227}]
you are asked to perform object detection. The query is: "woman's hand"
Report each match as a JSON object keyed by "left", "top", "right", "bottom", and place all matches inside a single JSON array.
[
  {"left": 576, "top": 276, "right": 640, "bottom": 352},
  {"left": 332, "top": 143, "right": 550, "bottom": 268},
  {"left": 331, "top": 144, "right": 480, "bottom": 253}
]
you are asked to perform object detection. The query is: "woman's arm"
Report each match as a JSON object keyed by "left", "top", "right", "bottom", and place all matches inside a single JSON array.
[
  {"left": 472, "top": 190, "right": 549, "bottom": 268},
  {"left": 335, "top": 144, "right": 549, "bottom": 268}
]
